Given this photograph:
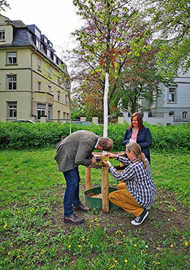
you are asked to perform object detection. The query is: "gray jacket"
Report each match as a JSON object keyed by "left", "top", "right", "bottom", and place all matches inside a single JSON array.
[{"left": 54, "top": 130, "right": 99, "bottom": 172}]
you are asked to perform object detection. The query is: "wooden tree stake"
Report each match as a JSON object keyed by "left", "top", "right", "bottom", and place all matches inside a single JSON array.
[
  {"left": 102, "top": 166, "right": 109, "bottom": 213},
  {"left": 85, "top": 167, "right": 91, "bottom": 190}
]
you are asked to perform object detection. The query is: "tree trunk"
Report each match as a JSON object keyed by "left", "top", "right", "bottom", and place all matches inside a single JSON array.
[{"left": 103, "top": 72, "right": 109, "bottom": 137}]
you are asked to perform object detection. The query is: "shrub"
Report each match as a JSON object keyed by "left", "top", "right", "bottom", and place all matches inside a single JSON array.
[{"left": 0, "top": 121, "right": 190, "bottom": 151}]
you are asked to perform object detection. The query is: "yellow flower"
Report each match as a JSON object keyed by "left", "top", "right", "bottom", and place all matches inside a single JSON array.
[
  {"left": 133, "top": 244, "right": 137, "bottom": 247},
  {"left": 3, "top": 224, "right": 7, "bottom": 229},
  {"left": 185, "top": 241, "right": 189, "bottom": 247},
  {"left": 78, "top": 245, "right": 81, "bottom": 248},
  {"left": 40, "top": 249, "right": 45, "bottom": 255},
  {"left": 68, "top": 245, "right": 71, "bottom": 248},
  {"left": 170, "top": 244, "right": 174, "bottom": 248},
  {"left": 124, "top": 259, "right": 128, "bottom": 263}
]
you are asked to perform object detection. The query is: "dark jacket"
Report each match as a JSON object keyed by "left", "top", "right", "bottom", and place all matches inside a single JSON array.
[
  {"left": 54, "top": 130, "right": 99, "bottom": 172},
  {"left": 123, "top": 127, "right": 152, "bottom": 163}
]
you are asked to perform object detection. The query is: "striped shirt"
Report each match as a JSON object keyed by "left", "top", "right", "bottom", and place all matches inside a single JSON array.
[{"left": 109, "top": 156, "right": 156, "bottom": 208}]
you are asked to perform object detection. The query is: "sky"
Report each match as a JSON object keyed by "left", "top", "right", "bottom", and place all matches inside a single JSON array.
[{"left": 2, "top": 0, "right": 83, "bottom": 57}]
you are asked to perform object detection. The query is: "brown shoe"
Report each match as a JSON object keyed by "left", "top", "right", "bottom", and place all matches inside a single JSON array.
[
  {"left": 73, "top": 203, "right": 89, "bottom": 212},
  {"left": 64, "top": 214, "right": 84, "bottom": 224}
]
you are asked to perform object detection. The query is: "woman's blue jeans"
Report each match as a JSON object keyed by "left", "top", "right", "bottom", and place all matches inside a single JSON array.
[{"left": 63, "top": 166, "right": 81, "bottom": 217}]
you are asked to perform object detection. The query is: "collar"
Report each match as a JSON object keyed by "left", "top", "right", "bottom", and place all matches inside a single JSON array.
[
  {"left": 95, "top": 138, "right": 99, "bottom": 149},
  {"left": 131, "top": 158, "right": 138, "bottom": 163}
]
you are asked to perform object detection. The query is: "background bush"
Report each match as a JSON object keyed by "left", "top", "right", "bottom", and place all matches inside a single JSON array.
[{"left": 0, "top": 121, "right": 190, "bottom": 151}]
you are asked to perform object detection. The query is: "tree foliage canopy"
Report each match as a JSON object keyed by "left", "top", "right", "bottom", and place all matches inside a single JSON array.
[
  {"left": 71, "top": 0, "right": 164, "bottom": 119},
  {"left": 0, "top": 0, "right": 9, "bottom": 11},
  {"left": 142, "top": 0, "right": 190, "bottom": 78}
]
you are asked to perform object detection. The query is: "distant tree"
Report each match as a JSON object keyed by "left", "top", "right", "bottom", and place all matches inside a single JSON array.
[
  {"left": 117, "top": 53, "right": 164, "bottom": 114},
  {"left": 0, "top": 0, "right": 9, "bottom": 11},
  {"left": 142, "top": 0, "right": 190, "bottom": 78}
]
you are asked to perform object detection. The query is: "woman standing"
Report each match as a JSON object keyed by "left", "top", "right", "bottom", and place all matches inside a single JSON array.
[
  {"left": 103, "top": 142, "right": 156, "bottom": 226},
  {"left": 123, "top": 112, "right": 152, "bottom": 163}
]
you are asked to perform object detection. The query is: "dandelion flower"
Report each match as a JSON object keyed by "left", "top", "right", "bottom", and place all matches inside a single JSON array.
[
  {"left": 185, "top": 241, "right": 189, "bottom": 247},
  {"left": 40, "top": 249, "right": 45, "bottom": 255},
  {"left": 124, "top": 259, "right": 128, "bottom": 263},
  {"left": 170, "top": 244, "right": 174, "bottom": 248}
]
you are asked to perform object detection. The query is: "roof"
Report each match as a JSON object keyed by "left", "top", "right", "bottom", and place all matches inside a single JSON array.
[
  {"left": 12, "top": 28, "right": 35, "bottom": 46},
  {"left": 0, "top": 16, "right": 65, "bottom": 71},
  {"left": 12, "top": 20, "right": 26, "bottom": 28}
]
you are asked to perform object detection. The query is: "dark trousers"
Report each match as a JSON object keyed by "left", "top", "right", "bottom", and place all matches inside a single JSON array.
[{"left": 63, "top": 167, "right": 81, "bottom": 217}]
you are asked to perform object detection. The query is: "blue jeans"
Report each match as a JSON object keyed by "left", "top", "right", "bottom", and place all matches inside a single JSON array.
[{"left": 63, "top": 167, "right": 81, "bottom": 217}]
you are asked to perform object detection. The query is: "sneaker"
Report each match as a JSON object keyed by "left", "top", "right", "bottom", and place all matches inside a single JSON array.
[{"left": 131, "top": 209, "right": 149, "bottom": 226}]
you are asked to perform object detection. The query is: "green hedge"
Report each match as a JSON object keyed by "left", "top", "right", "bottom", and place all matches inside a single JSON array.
[{"left": 0, "top": 122, "right": 190, "bottom": 151}]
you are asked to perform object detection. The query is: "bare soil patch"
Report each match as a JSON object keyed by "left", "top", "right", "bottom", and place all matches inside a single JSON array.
[{"left": 50, "top": 185, "right": 190, "bottom": 252}]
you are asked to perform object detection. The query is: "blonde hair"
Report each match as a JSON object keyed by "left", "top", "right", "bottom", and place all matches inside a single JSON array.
[{"left": 126, "top": 142, "right": 146, "bottom": 168}]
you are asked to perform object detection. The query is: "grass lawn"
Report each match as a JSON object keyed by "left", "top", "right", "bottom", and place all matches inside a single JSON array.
[{"left": 0, "top": 148, "right": 189, "bottom": 270}]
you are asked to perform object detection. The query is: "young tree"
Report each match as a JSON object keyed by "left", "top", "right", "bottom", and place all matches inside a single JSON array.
[
  {"left": 72, "top": 0, "right": 153, "bottom": 135},
  {"left": 70, "top": 16, "right": 165, "bottom": 119}
]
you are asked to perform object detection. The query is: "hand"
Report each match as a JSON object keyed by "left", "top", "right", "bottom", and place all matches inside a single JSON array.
[
  {"left": 91, "top": 156, "right": 97, "bottom": 164},
  {"left": 107, "top": 153, "right": 117, "bottom": 158},
  {"left": 102, "top": 160, "right": 111, "bottom": 167}
]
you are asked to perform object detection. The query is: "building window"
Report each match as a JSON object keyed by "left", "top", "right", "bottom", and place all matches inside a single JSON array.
[
  {"left": 58, "top": 91, "right": 60, "bottom": 102},
  {"left": 47, "top": 49, "right": 51, "bottom": 58},
  {"left": 37, "top": 103, "right": 46, "bottom": 119},
  {"left": 0, "top": 30, "right": 5, "bottom": 41},
  {"left": 182, "top": 111, "right": 188, "bottom": 120},
  {"left": 168, "top": 87, "right": 176, "bottom": 103},
  {"left": 169, "top": 111, "right": 174, "bottom": 116},
  {"left": 37, "top": 58, "right": 41, "bottom": 71},
  {"left": 62, "top": 94, "right": 66, "bottom": 104},
  {"left": 65, "top": 95, "right": 68, "bottom": 104},
  {"left": 48, "top": 85, "right": 52, "bottom": 92},
  {"left": 7, "top": 74, "right": 16, "bottom": 90},
  {"left": 57, "top": 76, "right": 61, "bottom": 84},
  {"left": 36, "top": 38, "right": 40, "bottom": 49},
  {"left": 7, "top": 102, "right": 17, "bottom": 118},
  {"left": 38, "top": 81, "right": 41, "bottom": 91},
  {"left": 48, "top": 104, "right": 52, "bottom": 120},
  {"left": 48, "top": 66, "right": 51, "bottom": 77},
  {"left": 7, "top": 52, "right": 17, "bottom": 65}
]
